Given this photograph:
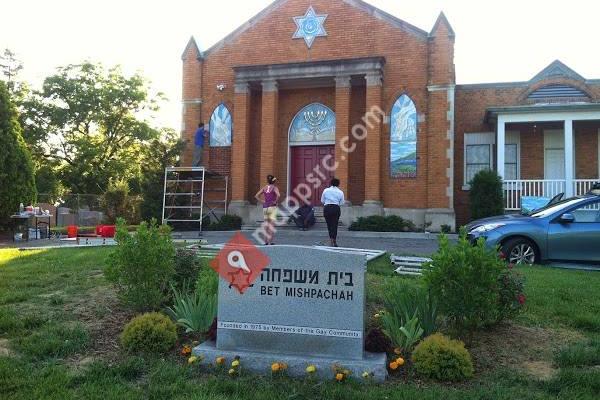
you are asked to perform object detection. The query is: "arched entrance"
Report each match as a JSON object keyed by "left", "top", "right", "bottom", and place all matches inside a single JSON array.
[{"left": 288, "top": 103, "right": 336, "bottom": 205}]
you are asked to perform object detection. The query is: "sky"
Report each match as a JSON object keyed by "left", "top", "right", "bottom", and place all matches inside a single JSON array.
[{"left": 2, "top": 0, "right": 599, "bottom": 130}]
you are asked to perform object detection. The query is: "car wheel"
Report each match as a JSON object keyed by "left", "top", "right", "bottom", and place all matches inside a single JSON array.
[{"left": 502, "top": 238, "right": 538, "bottom": 265}]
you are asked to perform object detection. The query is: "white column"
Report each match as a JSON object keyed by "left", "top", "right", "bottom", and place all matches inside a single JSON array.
[
  {"left": 564, "top": 118, "right": 574, "bottom": 197},
  {"left": 497, "top": 117, "right": 506, "bottom": 180}
]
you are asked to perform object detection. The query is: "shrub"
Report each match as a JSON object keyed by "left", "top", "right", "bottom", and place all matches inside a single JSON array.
[
  {"left": 0, "top": 81, "right": 36, "bottom": 227},
  {"left": 172, "top": 248, "right": 201, "bottom": 291},
  {"left": 381, "top": 313, "right": 424, "bottom": 352},
  {"left": 469, "top": 169, "right": 504, "bottom": 220},
  {"left": 196, "top": 265, "right": 219, "bottom": 297},
  {"left": 349, "top": 215, "right": 416, "bottom": 232},
  {"left": 101, "top": 178, "right": 141, "bottom": 224},
  {"left": 382, "top": 281, "right": 438, "bottom": 337},
  {"left": 105, "top": 219, "right": 175, "bottom": 311},
  {"left": 423, "top": 231, "right": 505, "bottom": 335},
  {"left": 120, "top": 312, "right": 177, "bottom": 353},
  {"left": 412, "top": 333, "right": 474, "bottom": 381},
  {"left": 441, "top": 224, "right": 452, "bottom": 234},
  {"left": 497, "top": 266, "right": 526, "bottom": 322},
  {"left": 202, "top": 215, "right": 243, "bottom": 231},
  {"left": 165, "top": 284, "right": 217, "bottom": 334}
]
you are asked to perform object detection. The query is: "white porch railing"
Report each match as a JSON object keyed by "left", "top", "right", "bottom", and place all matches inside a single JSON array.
[
  {"left": 504, "top": 180, "right": 566, "bottom": 211},
  {"left": 574, "top": 179, "right": 599, "bottom": 196},
  {"left": 504, "top": 179, "right": 599, "bottom": 211}
]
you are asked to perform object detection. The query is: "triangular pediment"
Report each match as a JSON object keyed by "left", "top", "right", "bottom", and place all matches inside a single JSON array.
[
  {"left": 201, "top": 0, "right": 429, "bottom": 56},
  {"left": 530, "top": 60, "right": 585, "bottom": 83}
]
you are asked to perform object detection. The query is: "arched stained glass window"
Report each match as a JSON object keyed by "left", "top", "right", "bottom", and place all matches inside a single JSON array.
[
  {"left": 289, "top": 103, "right": 336, "bottom": 145},
  {"left": 390, "top": 95, "right": 417, "bottom": 178},
  {"left": 209, "top": 104, "right": 232, "bottom": 147}
]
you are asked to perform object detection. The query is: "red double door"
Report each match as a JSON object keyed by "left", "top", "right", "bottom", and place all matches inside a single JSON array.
[{"left": 290, "top": 145, "right": 335, "bottom": 206}]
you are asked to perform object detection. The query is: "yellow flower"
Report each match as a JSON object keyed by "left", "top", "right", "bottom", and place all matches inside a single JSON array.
[
  {"left": 271, "top": 363, "right": 280, "bottom": 372},
  {"left": 396, "top": 357, "right": 405, "bottom": 366},
  {"left": 362, "top": 371, "right": 371, "bottom": 379},
  {"left": 231, "top": 360, "right": 240, "bottom": 367},
  {"left": 306, "top": 365, "right": 316, "bottom": 374},
  {"left": 188, "top": 356, "right": 198, "bottom": 364},
  {"left": 216, "top": 356, "right": 225, "bottom": 365},
  {"left": 228, "top": 368, "right": 236, "bottom": 375},
  {"left": 389, "top": 361, "right": 399, "bottom": 370},
  {"left": 335, "top": 373, "right": 345, "bottom": 382}
]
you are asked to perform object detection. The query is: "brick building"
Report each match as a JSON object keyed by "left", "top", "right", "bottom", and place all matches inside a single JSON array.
[{"left": 181, "top": 0, "right": 600, "bottom": 229}]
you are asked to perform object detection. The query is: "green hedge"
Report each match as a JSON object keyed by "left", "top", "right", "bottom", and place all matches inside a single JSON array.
[{"left": 349, "top": 215, "right": 416, "bottom": 232}]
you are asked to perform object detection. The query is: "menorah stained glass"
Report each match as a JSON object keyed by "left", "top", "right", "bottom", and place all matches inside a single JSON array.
[
  {"left": 292, "top": 6, "right": 328, "bottom": 48},
  {"left": 390, "top": 95, "right": 417, "bottom": 178},
  {"left": 210, "top": 104, "right": 232, "bottom": 147},
  {"left": 289, "top": 103, "right": 336, "bottom": 144}
]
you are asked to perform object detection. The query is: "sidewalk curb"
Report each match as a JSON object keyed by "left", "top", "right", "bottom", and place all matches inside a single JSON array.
[{"left": 194, "top": 230, "right": 457, "bottom": 240}]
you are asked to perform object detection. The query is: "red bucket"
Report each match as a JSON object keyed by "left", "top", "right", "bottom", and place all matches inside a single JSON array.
[
  {"left": 67, "top": 225, "right": 78, "bottom": 238},
  {"left": 101, "top": 225, "right": 116, "bottom": 238}
]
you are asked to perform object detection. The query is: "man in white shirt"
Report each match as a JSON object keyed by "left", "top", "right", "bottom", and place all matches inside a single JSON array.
[{"left": 321, "top": 178, "right": 345, "bottom": 247}]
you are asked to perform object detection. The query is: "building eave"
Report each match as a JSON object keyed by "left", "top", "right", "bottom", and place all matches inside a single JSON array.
[{"left": 485, "top": 102, "right": 600, "bottom": 124}]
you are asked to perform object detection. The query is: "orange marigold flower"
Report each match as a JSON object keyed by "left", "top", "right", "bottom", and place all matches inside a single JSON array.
[
  {"left": 271, "top": 363, "right": 280, "bottom": 372},
  {"left": 335, "top": 373, "right": 344, "bottom": 382},
  {"left": 216, "top": 356, "right": 225, "bottom": 365},
  {"left": 396, "top": 357, "right": 405, "bottom": 366},
  {"left": 181, "top": 345, "right": 192, "bottom": 356},
  {"left": 389, "top": 361, "right": 399, "bottom": 370}
]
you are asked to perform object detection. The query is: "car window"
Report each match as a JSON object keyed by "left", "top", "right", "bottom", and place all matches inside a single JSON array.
[
  {"left": 570, "top": 199, "right": 600, "bottom": 223},
  {"left": 530, "top": 197, "right": 588, "bottom": 218}
]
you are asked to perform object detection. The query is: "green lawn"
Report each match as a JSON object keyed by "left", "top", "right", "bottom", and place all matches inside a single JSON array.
[{"left": 1, "top": 248, "right": 599, "bottom": 399}]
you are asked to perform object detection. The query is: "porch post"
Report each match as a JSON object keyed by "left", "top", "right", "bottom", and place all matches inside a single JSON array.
[
  {"left": 564, "top": 118, "right": 574, "bottom": 197},
  {"left": 497, "top": 116, "right": 506, "bottom": 180}
]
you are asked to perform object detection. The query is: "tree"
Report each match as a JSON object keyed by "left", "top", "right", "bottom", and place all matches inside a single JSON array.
[
  {"left": 469, "top": 169, "right": 504, "bottom": 220},
  {"left": 0, "top": 81, "right": 36, "bottom": 227},
  {"left": 0, "top": 49, "right": 28, "bottom": 102},
  {"left": 20, "top": 62, "right": 165, "bottom": 194},
  {"left": 138, "top": 128, "right": 185, "bottom": 221}
]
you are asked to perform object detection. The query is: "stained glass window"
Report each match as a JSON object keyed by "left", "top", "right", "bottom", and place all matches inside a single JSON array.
[
  {"left": 390, "top": 95, "right": 417, "bottom": 178},
  {"left": 289, "top": 103, "right": 336, "bottom": 145},
  {"left": 209, "top": 104, "right": 232, "bottom": 147}
]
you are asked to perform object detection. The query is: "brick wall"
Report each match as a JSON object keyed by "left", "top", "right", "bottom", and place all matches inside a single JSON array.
[{"left": 181, "top": 0, "right": 454, "bottom": 212}]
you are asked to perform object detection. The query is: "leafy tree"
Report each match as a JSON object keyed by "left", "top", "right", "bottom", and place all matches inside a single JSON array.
[
  {"left": 20, "top": 62, "right": 166, "bottom": 194},
  {"left": 469, "top": 169, "right": 504, "bottom": 220},
  {"left": 138, "top": 128, "right": 185, "bottom": 221},
  {"left": 0, "top": 81, "right": 36, "bottom": 226},
  {"left": 0, "top": 49, "right": 23, "bottom": 93}
]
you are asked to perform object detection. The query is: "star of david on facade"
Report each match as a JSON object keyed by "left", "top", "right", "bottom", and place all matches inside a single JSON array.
[{"left": 292, "top": 6, "right": 328, "bottom": 48}]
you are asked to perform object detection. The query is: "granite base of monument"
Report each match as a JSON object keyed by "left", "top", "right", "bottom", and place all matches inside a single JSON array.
[
  {"left": 194, "top": 245, "right": 387, "bottom": 382},
  {"left": 194, "top": 341, "right": 387, "bottom": 382}
]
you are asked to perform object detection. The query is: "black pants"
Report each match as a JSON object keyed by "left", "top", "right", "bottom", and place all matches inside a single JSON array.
[{"left": 323, "top": 204, "right": 341, "bottom": 240}]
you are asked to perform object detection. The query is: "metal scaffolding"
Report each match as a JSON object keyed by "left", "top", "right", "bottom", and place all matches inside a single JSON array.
[{"left": 161, "top": 167, "right": 229, "bottom": 233}]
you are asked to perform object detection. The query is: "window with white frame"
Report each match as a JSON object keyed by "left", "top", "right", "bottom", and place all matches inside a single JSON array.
[{"left": 464, "top": 132, "right": 494, "bottom": 187}]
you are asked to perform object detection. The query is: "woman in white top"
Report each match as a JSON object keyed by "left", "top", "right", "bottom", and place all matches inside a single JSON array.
[{"left": 321, "top": 178, "right": 345, "bottom": 247}]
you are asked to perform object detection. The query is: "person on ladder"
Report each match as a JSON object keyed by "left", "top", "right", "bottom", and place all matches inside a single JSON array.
[{"left": 193, "top": 122, "right": 208, "bottom": 167}]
